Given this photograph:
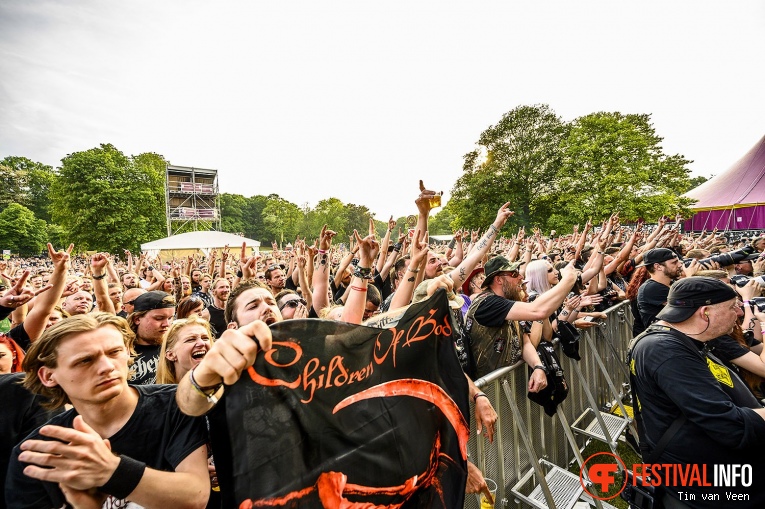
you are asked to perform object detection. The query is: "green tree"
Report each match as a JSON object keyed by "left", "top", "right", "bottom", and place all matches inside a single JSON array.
[
  {"left": 449, "top": 104, "right": 568, "bottom": 231},
  {"left": 304, "top": 198, "right": 348, "bottom": 240},
  {"left": 220, "top": 193, "right": 249, "bottom": 234},
  {"left": 0, "top": 156, "right": 57, "bottom": 221},
  {"left": 49, "top": 144, "right": 167, "bottom": 253},
  {"left": 261, "top": 195, "right": 302, "bottom": 245},
  {"left": 244, "top": 195, "right": 270, "bottom": 241},
  {"left": 429, "top": 205, "right": 456, "bottom": 235},
  {"left": 0, "top": 203, "right": 48, "bottom": 256},
  {"left": 344, "top": 203, "right": 374, "bottom": 237},
  {"left": 684, "top": 175, "right": 710, "bottom": 192},
  {"left": 554, "top": 112, "right": 694, "bottom": 228}
]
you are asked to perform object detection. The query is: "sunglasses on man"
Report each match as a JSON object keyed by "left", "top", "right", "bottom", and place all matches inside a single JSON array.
[{"left": 279, "top": 298, "right": 307, "bottom": 311}]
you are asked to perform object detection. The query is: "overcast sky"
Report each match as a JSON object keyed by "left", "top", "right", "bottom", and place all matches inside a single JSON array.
[{"left": 1, "top": 0, "right": 763, "bottom": 220}]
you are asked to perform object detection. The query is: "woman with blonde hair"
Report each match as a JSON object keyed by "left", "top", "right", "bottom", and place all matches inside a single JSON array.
[{"left": 156, "top": 315, "right": 214, "bottom": 384}]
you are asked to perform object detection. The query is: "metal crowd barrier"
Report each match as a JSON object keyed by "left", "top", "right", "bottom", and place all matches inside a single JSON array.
[{"left": 464, "top": 301, "right": 635, "bottom": 508}]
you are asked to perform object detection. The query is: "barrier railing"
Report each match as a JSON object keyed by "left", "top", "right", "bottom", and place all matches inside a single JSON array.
[{"left": 464, "top": 301, "right": 635, "bottom": 508}]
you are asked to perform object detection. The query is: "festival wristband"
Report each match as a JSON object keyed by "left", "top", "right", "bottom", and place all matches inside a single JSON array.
[
  {"left": 473, "top": 392, "right": 489, "bottom": 402},
  {"left": 99, "top": 455, "right": 146, "bottom": 499},
  {"left": 189, "top": 366, "right": 223, "bottom": 404}
]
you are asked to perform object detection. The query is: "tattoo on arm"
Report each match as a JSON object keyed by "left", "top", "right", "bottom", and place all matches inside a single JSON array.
[
  {"left": 407, "top": 276, "right": 416, "bottom": 283},
  {"left": 459, "top": 267, "right": 466, "bottom": 280}
]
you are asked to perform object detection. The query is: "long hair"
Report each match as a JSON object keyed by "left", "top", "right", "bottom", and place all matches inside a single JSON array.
[
  {"left": 22, "top": 313, "right": 135, "bottom": 410},
  {"left": 0, "top": 334, "right": 25, "bottom": 373},
  {"left": 176, "top": 295, "right": 207, "bottom": 320},
  {"left": 156, "top": 316, "right": 214, "bottom": 384},
  {"left": 525, "top": 259, "right": 553, "bottom": 296},
  {"left": 626, "top": 266, "right": 649, "bottom": 301}
]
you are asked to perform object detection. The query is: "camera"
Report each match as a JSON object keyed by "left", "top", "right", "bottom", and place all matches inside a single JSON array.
[
  {"left": 730, "top": 275, "right": 765, "bottom": 287},
  {"left": 684, "top": 245, "right": 757, "bottom": 268},
  {"left": 750, "top": 298, "right": 765, "bottom": 313}
]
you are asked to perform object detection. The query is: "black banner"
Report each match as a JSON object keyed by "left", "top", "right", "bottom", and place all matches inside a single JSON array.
[{"left": 226, "top": 290, "right": 470, "bottom": 508}]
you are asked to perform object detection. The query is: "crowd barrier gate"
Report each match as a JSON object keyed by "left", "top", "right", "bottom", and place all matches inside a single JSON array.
[{"left": 464, "top": 301, "right": 635, "bottom": 509}]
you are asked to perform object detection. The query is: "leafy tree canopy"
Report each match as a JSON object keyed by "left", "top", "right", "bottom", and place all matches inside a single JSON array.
[
  {"left": 49, "top": 144, "right": 167, "bottom": 253},
  {"left": 0, "top": 203, "right": 48, "bottom": 256},
  {"left": 449, "top": 104, "right": 568, "bottom": 232},
  {"left": 554, "top": 112, "right": 694, "bottom": 228},
  {"left": 0, "top": 156, "right": 56, "bottom": 222}
]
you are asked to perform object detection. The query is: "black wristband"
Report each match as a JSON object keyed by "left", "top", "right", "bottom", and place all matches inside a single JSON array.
[
  {"left": 393, "top": 242, "right": 402, "bottom": 252},
  {"left": 92, "top": 273, "right": 107, "bottom": 280},
  {"left": 99, "top": 455, "right": 146, "bottom": 499},
  {"left": 448, "top": 239, "right": 456, "bottom": 249}
]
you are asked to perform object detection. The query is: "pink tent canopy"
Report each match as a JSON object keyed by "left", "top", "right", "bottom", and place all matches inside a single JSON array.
[{"left": 684, "top": 135, "right": 765, "bottom": 231}]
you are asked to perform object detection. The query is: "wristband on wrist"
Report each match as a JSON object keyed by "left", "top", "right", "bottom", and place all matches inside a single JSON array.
[
  {"left": 393, "top": 243, "right": 402, "bottom": 252},
  {"left": 533, "top": 364, "right": 547, "bottom": 374},
  {"left": 448, "top": 239, "right": 456, "bottom": 249},
  {"left": 353, "top": 266, "right": 374, "bottom": 280},
  {"left": 473, "top": 392, "right": 489, "bottom": 402},
  {"left": 99, "top": 455, "right": 146, "bottom": 499},
  {"left": 189, "top": 366, "right": 223, "bottom": 404},
  {"left": 351, "top": 285, "right": 367, "bottom": 292},
  {"left": 407, "top": 267, "right": 420, "bottom": 273},
  {"left": 318, "top": 249, "right": 327, "bottom": 254},
  {"left": 92, "top": 273, "right": 107, "bottom": 280}
]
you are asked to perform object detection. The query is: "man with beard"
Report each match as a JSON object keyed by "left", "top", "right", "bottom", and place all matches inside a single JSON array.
[
  {"left": 176, "top": 280, "right": 279, "bottom": 508},
  {"left": 207, "top": 277, "right": 231, "bottom": 337},
  {"left": 635, "top": 248, "right": 687, "bottom": 335},
  {"left": 629, "top": 277, "right": 765, "bottom": 508},
  {"left": 127, "top": 291, "right": 175, "bottom": 385},
  {"left": 122, "top": 271, "right": 140, "bottom": 291},
  {"left": 465, "top": 255, "right": 579, "bottom": 381}
]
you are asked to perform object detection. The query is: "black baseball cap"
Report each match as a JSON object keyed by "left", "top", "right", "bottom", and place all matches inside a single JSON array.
[
  {"left": 132, "top": 291, "right": 176, "bottom": 312},
  {"left": 637, "top": 248, "right": 678, "bottom": 267},
  {"left": 655, "top": 277, "right": 737, "bottom": 323}
]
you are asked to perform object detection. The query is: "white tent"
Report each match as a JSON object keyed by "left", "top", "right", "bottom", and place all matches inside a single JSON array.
[{"left": 140, "top": 231, "right": 260, "bottom": 258}]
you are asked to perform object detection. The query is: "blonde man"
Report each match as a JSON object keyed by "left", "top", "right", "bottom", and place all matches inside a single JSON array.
[{"left": 6, "top": 313, "right": 209, "bottom": 509}]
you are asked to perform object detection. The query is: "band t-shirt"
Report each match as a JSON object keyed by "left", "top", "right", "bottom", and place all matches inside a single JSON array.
[
  {"left": 5, "top": 384, "right": 207, "bottom": 509},
  {"left": 129, "top": 343, "right": 161, "bottom": 385}
]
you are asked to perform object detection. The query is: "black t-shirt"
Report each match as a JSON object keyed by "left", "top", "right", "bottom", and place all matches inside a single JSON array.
[
  {"left": 206, "top": 398, "right": 236, "bottom": 509},
  {"left": 473, "top": 293, "right": 515, "bottom": 327},
  {"left": 631, "top": 327, "right": 765, "bottom": 506},
  {"left": 636, "top": 279, "right": 669, "bottom": 331},
  {"left": 5, "top": 384, "right": 207, "bottom": 509},
  {"left": 129, "top": 343, "right": 161, "bottom": 385},
  {"left": 709, "top": 334, "right": 751, "bottom": 364},
  {"left": 8, "top": 323, "right": 31, "bottom": 352},
  {"left": 207, "top": 305, "right": 226, "bottom": 339},
  {"left": 0, "top": 374, "right": 62, "bottom": 509},
  {"left": 630, "top": 299, "right": 645, "bottom": 336}
]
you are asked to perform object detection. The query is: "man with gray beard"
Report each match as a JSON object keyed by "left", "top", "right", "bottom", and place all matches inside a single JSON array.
[{"left": 465, "top": 255, "right": 578, "bottom": 384}]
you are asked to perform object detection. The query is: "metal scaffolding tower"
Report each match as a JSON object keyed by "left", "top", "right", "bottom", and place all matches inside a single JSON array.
[{"left": 165, "top": 164, "right": 221, "bottom": 236}]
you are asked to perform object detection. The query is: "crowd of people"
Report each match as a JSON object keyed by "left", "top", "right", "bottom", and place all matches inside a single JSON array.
[{"left": 3, "top": 181, "right": 765, "bottom": 508}]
